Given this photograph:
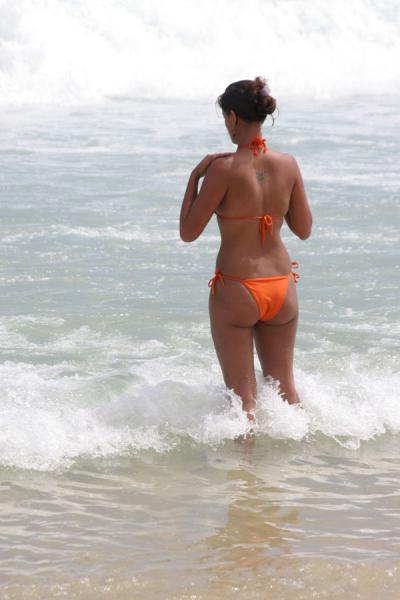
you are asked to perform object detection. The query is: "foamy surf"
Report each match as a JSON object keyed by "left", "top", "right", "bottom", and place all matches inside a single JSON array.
[
  {"left": 0, "top": 0, "right": 399, "bottom": 106},
  {"left": 1, "top": 350, "right": 399, "bottom": 471}
]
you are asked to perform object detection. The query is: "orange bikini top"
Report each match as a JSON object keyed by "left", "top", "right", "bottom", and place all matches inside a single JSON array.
[
  {"left": 215, "top": 137, "right": 273, "bottom": 242},
  {"left": 215, "top": 212, "right": 277, "bottom": 244}
]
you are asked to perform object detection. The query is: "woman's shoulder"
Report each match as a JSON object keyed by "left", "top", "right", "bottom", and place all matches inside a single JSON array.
[
  {"left": 267, "top": 148, "right": 296, "bottom": 162},
  {"left": 266, "top": 149, "right": 299, "bottom": 175},
  {"left": 211, "top": 149, "right": 298, "bottom": 175}
]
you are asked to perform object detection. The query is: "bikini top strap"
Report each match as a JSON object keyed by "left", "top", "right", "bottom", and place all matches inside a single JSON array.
[
  {"left": 215, "top": 212, "right": 280, "bottom": 243},
  {"left": 216, "top": 213, "right": 276, "bottom": 243},
  {"left": 215, "top": 212, "right": 273, "bottom": 220},
  {"left": 259, "top": 215, "right": 273, "bottom": 243}
]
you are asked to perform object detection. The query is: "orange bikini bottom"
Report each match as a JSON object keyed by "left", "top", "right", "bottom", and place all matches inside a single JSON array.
[{"left": 208, "top": 262, "right": 299, "bottom": 322}]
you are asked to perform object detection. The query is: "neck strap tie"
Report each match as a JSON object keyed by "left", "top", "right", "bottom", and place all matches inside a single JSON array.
[{"left": 248, "top": 137, "right": 267, "bottom": 156}]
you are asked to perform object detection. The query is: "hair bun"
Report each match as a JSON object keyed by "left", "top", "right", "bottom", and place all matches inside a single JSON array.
[
  {"left": 217, "top": 76, "right": 277, "bottom": 123},
  {"left": 252, "top": 76, "right": 276, "bottom": 117}
]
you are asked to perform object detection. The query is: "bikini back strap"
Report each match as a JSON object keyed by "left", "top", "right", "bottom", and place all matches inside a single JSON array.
[
  {"left": 216, "top": 213, "right": 274, "bottom": 221},
  {"left": 216, "top": 213, "right": 259, "bottom": 220},
  {"left": 216, "top": 213, "right": 275, "bottom": 243},
  {"left": 259, "top": 215, "right": 273, "bottom": 243}
]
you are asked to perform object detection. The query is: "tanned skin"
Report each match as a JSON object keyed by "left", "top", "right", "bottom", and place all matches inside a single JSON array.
[{"left": 180, "top": 109, "right": 312, "bottom": 434}]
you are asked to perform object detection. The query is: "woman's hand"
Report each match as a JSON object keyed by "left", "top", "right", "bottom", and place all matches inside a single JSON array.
[{"left": 192, "top": 153, "right": 232, "bottom": 178}]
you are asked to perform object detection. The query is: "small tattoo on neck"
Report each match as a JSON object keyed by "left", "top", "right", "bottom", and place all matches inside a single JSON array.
[{"left": 256, "top": 171, "right": 267, "bottom": 182}]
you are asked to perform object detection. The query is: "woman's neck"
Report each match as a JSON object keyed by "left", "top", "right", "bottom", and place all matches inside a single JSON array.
[{"left": 236, "top": 129, "right": 263, "bottom": 151}]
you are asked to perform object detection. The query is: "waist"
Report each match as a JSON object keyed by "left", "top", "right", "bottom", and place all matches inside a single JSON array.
[{"left": 215, "top": 246, "right": 292, "bottom": 279}]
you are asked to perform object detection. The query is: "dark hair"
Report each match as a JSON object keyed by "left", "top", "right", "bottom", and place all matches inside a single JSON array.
[{"left": 217, "top": 76, "right": 277, "bottom": 124}]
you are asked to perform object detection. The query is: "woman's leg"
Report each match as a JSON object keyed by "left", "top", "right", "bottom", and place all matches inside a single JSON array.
[
  {"left": 209, "top": 281, "right": 259, "bottom": 420},
  {"left": 253, "top": 277, "right": 300, "bottom": 404}
]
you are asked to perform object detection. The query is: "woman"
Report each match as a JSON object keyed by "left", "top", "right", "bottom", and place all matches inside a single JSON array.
[{"left": 179, "top": 76, "right": 312, "bottom": 427}]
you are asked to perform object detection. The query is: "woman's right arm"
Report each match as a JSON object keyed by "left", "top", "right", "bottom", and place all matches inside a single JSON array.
[{"left": 285, "top": 156, "right": 312, "bottom": 240}]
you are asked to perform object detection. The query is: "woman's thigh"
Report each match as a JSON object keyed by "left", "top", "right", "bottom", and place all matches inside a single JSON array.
[
  {"left": 253, "top": 277, "right": 299, "bottom": 379},
  {"left": 208, "top": 281, "right": 259, "bottom": 397}
]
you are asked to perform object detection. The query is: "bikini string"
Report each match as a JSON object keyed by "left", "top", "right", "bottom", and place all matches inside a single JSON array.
[
  {"left": 208, "top": 269, "right": 225, "bottom": 295},
  {"left": 209, "top": 262, "right": 300, "bottom": 293},
  {"left": 291, "top": 260, "right": 300, "bottom": 283},
  {"left": 259, "top": 215, "right": 273, "bottom": 243}
]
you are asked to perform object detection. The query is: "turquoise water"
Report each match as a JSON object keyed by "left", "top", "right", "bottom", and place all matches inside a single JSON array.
[{"left": 0, "top": 96, "right": 399, "bottom": 598}]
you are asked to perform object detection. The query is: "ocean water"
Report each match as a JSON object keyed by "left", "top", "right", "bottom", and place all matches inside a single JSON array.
[{"left": 1, "top": 1, "right": 400, "bottom": 599}]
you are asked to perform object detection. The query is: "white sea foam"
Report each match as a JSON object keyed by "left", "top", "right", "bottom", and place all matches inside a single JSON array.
[
  {"left": 1, "top": 224, "right": 179, "bottom": 244},
  {"left": 0, "top": 340, "right": 399, "bottom": 471},
  {"left": 0, "top": 0, "right": 399, "bottom": 106}
]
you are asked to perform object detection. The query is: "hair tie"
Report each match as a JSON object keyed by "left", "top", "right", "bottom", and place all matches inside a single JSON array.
[{"left": 259, "top": 84, "right": 271, "bottom": 97}]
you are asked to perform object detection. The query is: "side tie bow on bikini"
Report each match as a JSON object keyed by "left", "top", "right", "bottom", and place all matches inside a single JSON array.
[{"left": 208, "top": 261, "right": 300, "bottom": 296}]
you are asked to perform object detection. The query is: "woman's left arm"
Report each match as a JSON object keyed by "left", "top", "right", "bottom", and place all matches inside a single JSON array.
[{"left": 180, "top": 153, "right": 231, "bottom": 242}]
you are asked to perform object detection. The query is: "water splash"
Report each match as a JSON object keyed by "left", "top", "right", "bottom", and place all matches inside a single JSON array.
[{"left": 0, "top": 0, "right": 399, "bottom": 106}]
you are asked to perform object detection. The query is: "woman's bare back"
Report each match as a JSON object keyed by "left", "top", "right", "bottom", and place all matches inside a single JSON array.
[{"left": 215, "top": 149, "right": 299, "bottom": 277}]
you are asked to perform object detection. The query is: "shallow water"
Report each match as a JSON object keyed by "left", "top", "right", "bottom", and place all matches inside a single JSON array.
[
  {"left": 1, "top": 94, "right": 400, "bottom": 598},
  {"left": 1, "top": 439, "right": 400, "bottom": 598}
]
